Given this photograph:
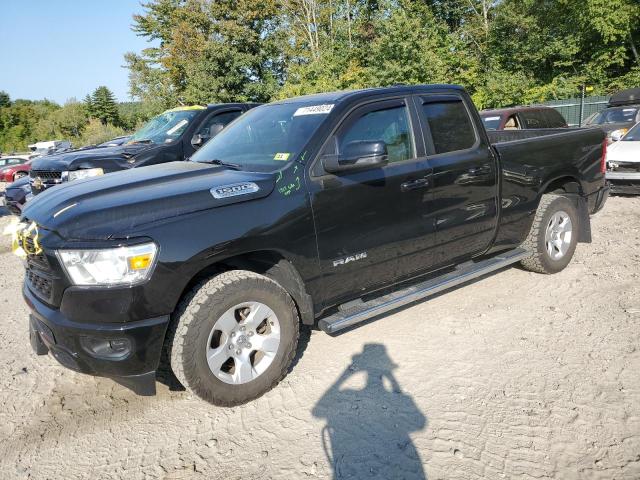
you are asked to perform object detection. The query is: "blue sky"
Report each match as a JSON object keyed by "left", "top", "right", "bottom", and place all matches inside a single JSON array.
[{"left": 0, "top": 1, "right": 155, "bottom": 104}]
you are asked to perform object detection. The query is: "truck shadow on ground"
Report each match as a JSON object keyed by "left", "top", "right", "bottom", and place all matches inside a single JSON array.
[{"left": 313, "top": 343, "right": 427, "bottom": 480}]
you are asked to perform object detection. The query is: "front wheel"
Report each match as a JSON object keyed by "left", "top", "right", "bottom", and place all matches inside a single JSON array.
[
  {"left": 13, "top": 171, "right": 27, "bottom": 180},
  {"left": 520, "top": 194, "right": 579, "bottom": 274},
  {"left": 167, "top": 270, "right": 299, "bottom": 406}
]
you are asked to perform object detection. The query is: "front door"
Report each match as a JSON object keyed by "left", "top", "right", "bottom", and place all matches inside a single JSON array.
[
  {"left": 414, "top": 93, "right": 499, "bottom": 267},
  {"left": 309, "top": 97, "right": 436, "bottom": 307}
]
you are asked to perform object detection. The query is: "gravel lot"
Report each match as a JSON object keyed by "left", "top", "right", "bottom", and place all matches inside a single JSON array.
[{"left": 0, "top": 195, "right": 639, "bottom": 480}]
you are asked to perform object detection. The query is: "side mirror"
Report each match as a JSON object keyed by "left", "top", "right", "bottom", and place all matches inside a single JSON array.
[
  {"left": 323, "top": 140, "right": 388, "bottom": 173},
  {"left": 610, "top": 130, "right": 624, "bottom": 142},
  {"left": 191, "top": 133, "right": 206, "bottom": 148}
]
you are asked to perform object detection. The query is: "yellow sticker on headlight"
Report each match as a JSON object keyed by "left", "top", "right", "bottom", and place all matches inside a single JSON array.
[{"left": 128, "top": 254, "right": 152, "bottom": 270}]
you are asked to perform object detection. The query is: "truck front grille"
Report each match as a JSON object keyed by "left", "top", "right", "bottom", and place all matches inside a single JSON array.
[
  {"left": 30, "top": 170, "right": 63, "bottom": 180},
  {"left": 26, "top": 270, "right": 53, "bottom": 301},
  {"left": 30, "top": 170, "right": 64, "bottom": 193}
]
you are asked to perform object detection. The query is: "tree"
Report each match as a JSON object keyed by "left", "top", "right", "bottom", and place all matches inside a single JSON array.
[
  {"left": 0, "top": 91, "right": 10, "bottom": 108},
  {"left": 90, "top": 86, "right": 120, "bottom": 126},
  {"left": 125, "top": 0, "right": 283, "bottom": 105}
]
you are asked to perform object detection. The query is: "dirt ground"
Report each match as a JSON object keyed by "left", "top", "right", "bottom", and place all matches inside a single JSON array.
[{"left": 0, "top": 194, "right": 639, "bottom": 480}]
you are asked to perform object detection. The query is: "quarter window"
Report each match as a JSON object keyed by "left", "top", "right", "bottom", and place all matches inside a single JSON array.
[
  {"left": 422, "top": 99, "right": 476, "bottom": 154},
  {"left": 339, "top": 105, "right": 414, "bottom": 163}
]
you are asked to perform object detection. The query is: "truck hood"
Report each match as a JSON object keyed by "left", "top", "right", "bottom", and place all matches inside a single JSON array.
[
  {"left": 607, "top": 141, "right": 640, "bottom": 163},
  {"left": 30, "top": 143, "right": 157, "bottom": 171},
  {"left": 22, "top": 162, "right": 276, "bottom": 240}
]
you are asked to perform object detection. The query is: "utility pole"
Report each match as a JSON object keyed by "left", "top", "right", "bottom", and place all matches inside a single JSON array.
[{"left": 579, "top": 85, "right": 585, "bottom": 127}]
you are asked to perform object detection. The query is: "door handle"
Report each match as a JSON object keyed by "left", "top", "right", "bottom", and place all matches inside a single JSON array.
[
  {"left": 401, "top": 177, "right": 430, "bottom": 192},
  {"left": 467, "top": 165, "right": 492, "bottom": 177}
]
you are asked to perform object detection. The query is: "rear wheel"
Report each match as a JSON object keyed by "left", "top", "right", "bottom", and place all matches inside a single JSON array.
[
  {"left": 520, "top": 194, "right": 579, "bottom": 274},
  {"left": 13, "top": 171, "right": 27, "bottom": 180},
  {"left": 168, "top": 270, "right": 299, "bottom": 406}
]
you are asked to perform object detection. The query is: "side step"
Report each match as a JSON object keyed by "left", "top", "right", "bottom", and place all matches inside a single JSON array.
[{"left": 318, "top": 248, "right": 529, "bottom": 334}]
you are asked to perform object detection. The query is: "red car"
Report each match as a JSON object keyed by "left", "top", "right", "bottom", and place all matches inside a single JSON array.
[{"left": 0, "top": 157, "right": 32, "bottom": 182}]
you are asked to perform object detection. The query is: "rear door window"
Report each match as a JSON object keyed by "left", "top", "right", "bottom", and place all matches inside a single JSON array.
[{"left": 420, "top": 97, "right": 476, "bottom": 154}]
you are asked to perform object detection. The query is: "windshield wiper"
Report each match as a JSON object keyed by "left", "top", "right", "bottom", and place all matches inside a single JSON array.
[
  {"left": 199, "top": 159, "right": 242, "bottom": 170},
  {"left": 129, "top": 139, "right": 154, "bottom": 144}
]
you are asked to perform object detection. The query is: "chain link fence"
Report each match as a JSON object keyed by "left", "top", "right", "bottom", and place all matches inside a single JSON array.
[{"left": 539, "top": 96, "right": 609, "bottom": 126}]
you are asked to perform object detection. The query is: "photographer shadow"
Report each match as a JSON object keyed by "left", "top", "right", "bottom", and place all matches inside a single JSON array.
[{"left": 313, "top": 343, "right": 427, "bottom": 479}]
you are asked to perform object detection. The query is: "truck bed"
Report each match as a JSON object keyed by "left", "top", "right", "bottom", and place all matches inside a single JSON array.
[{"left": 486, "top": 127, "right": 599, "bottom": 144}]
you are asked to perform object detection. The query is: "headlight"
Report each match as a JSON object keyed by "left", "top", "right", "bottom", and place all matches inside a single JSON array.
[
  {"left": 57, "top": 242, "right": 158, "bottom": 286},
  {"left": 67, "top": 168, "right": 104, "bottom": 182}
]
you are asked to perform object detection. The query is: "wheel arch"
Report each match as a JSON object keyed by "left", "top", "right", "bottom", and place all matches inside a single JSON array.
[
  {"left": 540, "top": 175, "right": 583, "bottom": 196},
  {"left": 177, "top": 249, "right": 316, "bottom": 326},
  {"left": 539, "top": 175, "right": 591, "bottom": 243}
]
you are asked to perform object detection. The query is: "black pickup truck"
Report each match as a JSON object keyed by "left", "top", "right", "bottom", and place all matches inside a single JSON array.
[
  {"left": 28, "top": 104, "right": 256, "bottom": 195},
  {"left": 18, "top": 85, "right": 608, "bottom": 406}
]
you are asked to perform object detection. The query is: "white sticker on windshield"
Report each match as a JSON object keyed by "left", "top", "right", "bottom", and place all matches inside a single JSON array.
[
  {"left": 166, "top": 119, "right": 189, "bottom": 135},
  {"left": 293, "top": 104, "right": 335, "bottom": 116},
  {"left": 484, "top": 116, "right": 501, "bottom": 121}
]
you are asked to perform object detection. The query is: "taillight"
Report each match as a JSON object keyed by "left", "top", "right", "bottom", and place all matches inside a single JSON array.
[{"left": 600, "top": 139, "right": 607, "bottom": 174}]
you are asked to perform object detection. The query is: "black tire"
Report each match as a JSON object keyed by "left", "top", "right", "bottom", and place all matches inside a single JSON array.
[
  {"left": 14, "top": 171, "right": 27, "bottom": 180},
  {"left": 520, "top": 194, "right": 579, "bottom": 274},
  {"left": 167, "top": 270, "right": 299, "bottom": 406}
]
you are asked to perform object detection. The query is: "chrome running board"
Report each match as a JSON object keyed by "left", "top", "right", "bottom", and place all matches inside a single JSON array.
[{"left": 318, "top": 248, "right": 529, "bottom": 334}]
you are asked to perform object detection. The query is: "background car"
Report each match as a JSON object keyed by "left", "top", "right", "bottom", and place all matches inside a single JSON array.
[
  {"left": 1, "top": 175, "right": 31, "bottom": 215},
  {"left": 0, "top": 158, "right": 32, "bottom": 182},
  {"left": 606, "top": 121, "right": 640, "bottom": 194},
  {"left": 585, "top": 88, "right": 640, "bottom": 143},
  {"left": 480, "top": 106, "right": 568, "bottom": 130}
]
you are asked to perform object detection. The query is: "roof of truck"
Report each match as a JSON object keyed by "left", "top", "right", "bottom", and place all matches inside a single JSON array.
[
  {"left": 608, "top": 88, "right": 640, "bottom": 107},
  {"left": 272, "top": 84, "right": 465, "bottom": 105}
]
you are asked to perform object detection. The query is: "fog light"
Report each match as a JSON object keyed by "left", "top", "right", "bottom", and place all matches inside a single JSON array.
[{"left": 80, "top": 336, "right": 132, "bottom": 359}]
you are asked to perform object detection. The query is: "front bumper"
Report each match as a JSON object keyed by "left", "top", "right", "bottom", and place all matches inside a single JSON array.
[
  {"left": 606, "top": 171, "right": 640, "bottom": 195},
  {"left": 24, "top": 283, "right": 170, "bottom": 395}
]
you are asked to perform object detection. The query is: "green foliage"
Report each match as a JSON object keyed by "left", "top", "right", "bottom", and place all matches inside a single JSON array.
[
  {"left": 3, "top": 0, "right": 640, "bottom": 154},
  {"left": 0, "top": 90, "right": 157, "bottom": 152},
  {"left": 89, "top": 86, "right": 121, "bottom": 126},
  {"left": 124, "top": 0, "right": 635, "bottom": 109},
  {"left": 0, "top": 91, "right": 10, "bottom": 108}
]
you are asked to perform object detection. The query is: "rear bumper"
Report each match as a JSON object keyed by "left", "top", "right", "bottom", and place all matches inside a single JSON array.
[
  {"left": 586, "top": 185, "right": 609, "bottom": 214},
  {"left": 24, "top": 283, "right": 170, "bottom": 395}
]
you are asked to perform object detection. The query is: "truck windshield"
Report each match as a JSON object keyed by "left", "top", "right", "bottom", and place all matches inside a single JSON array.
[
  {"left": 481, "top": 115, "right": 502, "bottom": 130},
  {"left": 622, "top": 122, "right": 640, "bottom": 141},
  {"left": 586, "top": 107, "right": 638, "bottom": 125},
  {"left": 129, "top": 108, "right": 202, "bottom": 144},
  {"left": 191, "top": 103, "right": 331, "bottom": 172}
]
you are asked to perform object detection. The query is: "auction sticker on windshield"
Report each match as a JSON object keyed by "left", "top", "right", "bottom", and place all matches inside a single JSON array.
[
  {"left": 294, "top": 104, "right": 334, "bottom": 116},
  {"left": 274, "top": 153, "right": 290, "bottom": 161},
  {"left": 167, "top": 119, "right": 189, "bottom": 135}
]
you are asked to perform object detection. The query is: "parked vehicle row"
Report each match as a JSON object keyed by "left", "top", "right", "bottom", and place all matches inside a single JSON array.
[
  {"left": 28, "top": 104, "right": 256, "bottom": 196},
  {"left": 585, "top": 87, "right": 640, "bottom": 143},
  {"left": 17, "top": 84, "right": 608, "bottom": 405}
]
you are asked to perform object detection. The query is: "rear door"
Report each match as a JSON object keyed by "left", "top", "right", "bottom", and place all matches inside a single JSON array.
[
  {"left": 414, "top": 93, "right": 499, "bottom": 267},
  {"left": 309, "top": 96, "right": 436, "bottom": 306}
]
